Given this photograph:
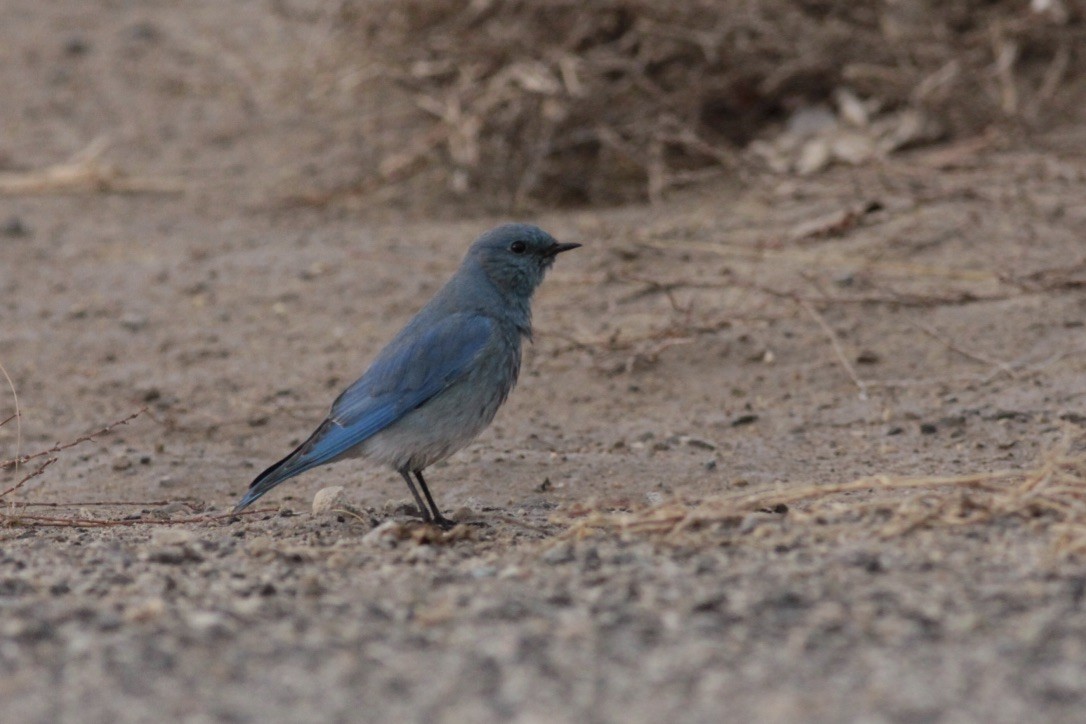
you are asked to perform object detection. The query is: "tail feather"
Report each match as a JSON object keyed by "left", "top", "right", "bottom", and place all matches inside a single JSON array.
[{"left": 233, "top": 420, "right": 339, "bottom": 513}]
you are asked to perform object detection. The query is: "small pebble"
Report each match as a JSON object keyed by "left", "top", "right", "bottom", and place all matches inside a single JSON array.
[
  {"left": 187, "top": 611, "right": 231, "bottom": 635},
  {"left": 156, "top": 502, "right": 189, "bottom": 517},
  {"left": 127, "top": 21, "right": 159, "bottom": 42},
  {"left": 405, "top": 546, "right": 436, "bottom": 563},
  {"left": 740, "top": 512, "right": 776, "bottom": 534},
  {"left": 362, "top": 520, "right": 403, "bottom": 548},
  {"left": 64, "top": 36, "right": 90, "bottom": 56},
  {"left": 312, "top": 486, "right": 345, "bottom": 515},
  {"left": 451, "top": 506, "right": 473, "bottom": 521},
  {"left": 152, "top": 528, "right": 196, "bottom": 546},
  {"left": 1, "top": 217, "right": 29, "bottom": 237},
  {"left": 120, "top": 313, "right": 148, "bottom": 332},
  {"left": 124, "top": 598, "right": 166, "bottom": 623},
  {"left": 541, "top": 542, "right": 575, "bottom": 565},
  {"left": 146, "top": 546, "right": 202, "bottom": 565}
]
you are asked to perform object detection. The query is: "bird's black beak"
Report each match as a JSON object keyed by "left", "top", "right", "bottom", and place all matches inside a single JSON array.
[{"left": 544, "top": 242, "right": 582, "bottom": 257}]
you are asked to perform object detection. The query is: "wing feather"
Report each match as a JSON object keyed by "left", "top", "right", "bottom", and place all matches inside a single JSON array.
[{"left": 233, "top": 313, "right": 495, "bottom": 511}]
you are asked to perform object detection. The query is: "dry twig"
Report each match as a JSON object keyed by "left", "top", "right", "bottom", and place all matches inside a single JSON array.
[
  {"left": 0, "top": 139, "right": 183, "bottom": 196},
  {"left": 555, "top": 431, "right": 1086, "bottom": 558},
  {"left": 1, "top": 508, "right": 273, "bottom": 528},
  {"left": 326, "top": 0, "right": 1085, "bottom": 207},
  {"left": 0, "top": 458, "right": 57, "bottom": 501},
  {"left": 798, "top": 298, "right": 869, "bottom": 399},
  {"left": 908, "top": 319, "right": 1017, "bottom": 379},
  {"left": 0, "top": 360, "right": 20, "bottom": 470},
  {"left": 1, "top": 408, "right": 146, "bottom": 474}
]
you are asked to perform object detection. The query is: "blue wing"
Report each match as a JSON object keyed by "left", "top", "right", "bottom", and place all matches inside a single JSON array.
[{"left": 234, "top": 313, "right": 495, "bottom": 512}]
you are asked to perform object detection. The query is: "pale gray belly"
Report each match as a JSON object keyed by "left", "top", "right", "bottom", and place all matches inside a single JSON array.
[{"left": 353, "top": 347, "right": 518, "bottom": 472}]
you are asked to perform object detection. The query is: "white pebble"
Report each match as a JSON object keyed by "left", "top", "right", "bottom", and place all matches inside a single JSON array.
[{"left": 312, "top": 486, "right": 345, "bottom": 515}]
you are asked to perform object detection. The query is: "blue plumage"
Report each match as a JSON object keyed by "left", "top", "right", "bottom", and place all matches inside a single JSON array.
[{"left": 233, "top": 224, "right": 579, "bottom": 525}]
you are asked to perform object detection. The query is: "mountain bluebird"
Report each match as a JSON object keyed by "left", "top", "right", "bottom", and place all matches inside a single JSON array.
[{"left": 233, "top": 223, "right": 580, "bottom": 526}]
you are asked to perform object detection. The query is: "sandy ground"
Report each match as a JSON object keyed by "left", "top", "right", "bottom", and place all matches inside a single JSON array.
[{"left": 3, "top": 3, "right": 1086, "bottom": 723}]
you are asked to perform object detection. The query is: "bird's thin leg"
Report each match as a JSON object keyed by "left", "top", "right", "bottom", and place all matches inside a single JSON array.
[
  {"left": 398, "top": 470, "right": 432, "bottom": 522},
  {"left": 414, "top": 471, "right": 454, "bottom": 529}
]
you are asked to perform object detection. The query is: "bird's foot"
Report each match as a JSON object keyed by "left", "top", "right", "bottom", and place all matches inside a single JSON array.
[
  {"left": 431, "top": 515, "right": 456, "bottom": 531},
  {"left": 405, "top": 505, "right": 453, "bottom": 529}
]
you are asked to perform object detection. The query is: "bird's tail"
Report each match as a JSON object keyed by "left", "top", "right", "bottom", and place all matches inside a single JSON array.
[{"left": 232, "top": 420, "right": 338, "bottom": 513}]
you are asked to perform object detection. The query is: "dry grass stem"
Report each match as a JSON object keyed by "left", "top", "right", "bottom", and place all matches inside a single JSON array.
[
  {"left": 0, "top": 139, "right": 184, "bottom": 196},
  {"left": 0, "top": 360, "right": 20, "bottom": 470},
  {"left": 1, "top": 408, "right": 147, "bottom": 514},
  {"left": 640, "top": 240, "right": 1000, "bottom": 283},
  {"left": 8, "top": 500, "right": 192, "bottom": 509},
  {"left": 557, "top": 432, "right": 1086, "bottom": 558},
  {"left": 798, "top": 298, "right": 869, "bottom": 399},
  {"left": 324, "top": 0, "right": 1086, "bottom": 208},
  {"left": 0, "top": 408, "right": 146, "bottom": 475},
  {"left": 0, "top": 458, "right": 58, "bottom": 501},
  {"left": 908, "top": 319, "right": 1018, "bottom": 378},
  {"left": 1, "top": 508, "right": 274, "bottom": 529}
]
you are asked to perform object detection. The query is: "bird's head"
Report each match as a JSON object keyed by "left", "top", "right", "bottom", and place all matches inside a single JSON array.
[{"left": 467, "top": 223, "right": 580, "bottom": 298}]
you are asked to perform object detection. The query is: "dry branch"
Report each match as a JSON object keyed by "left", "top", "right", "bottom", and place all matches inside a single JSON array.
[
  {"left": 0, "top": 405, "right": 280, "bottom": 529},
  {"left": 328, "top": 0, "right": 1086, "bottom": 208}
]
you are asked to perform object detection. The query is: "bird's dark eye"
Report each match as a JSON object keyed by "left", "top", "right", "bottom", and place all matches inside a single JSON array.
[{"left": 510, "top": 241, "right": 527, "bottom": 254}]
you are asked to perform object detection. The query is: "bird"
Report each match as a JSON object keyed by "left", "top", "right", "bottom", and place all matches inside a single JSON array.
[{"left": 232, "top": 223, "right": 580, "bottom": 527}]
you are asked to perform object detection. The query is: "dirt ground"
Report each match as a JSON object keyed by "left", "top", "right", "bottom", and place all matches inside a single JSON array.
[{"left": 3, "top": 3, "right": 1086, "bottom": 723}]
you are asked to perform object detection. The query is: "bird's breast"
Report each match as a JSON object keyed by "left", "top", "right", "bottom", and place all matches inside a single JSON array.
[{"left": 356, "top": 332, "right": 521, "bottom": 472}]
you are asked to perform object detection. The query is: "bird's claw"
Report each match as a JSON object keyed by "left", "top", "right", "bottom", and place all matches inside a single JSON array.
[{"left": 431, "top": 515, "right": 456, "bottom": 531}]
